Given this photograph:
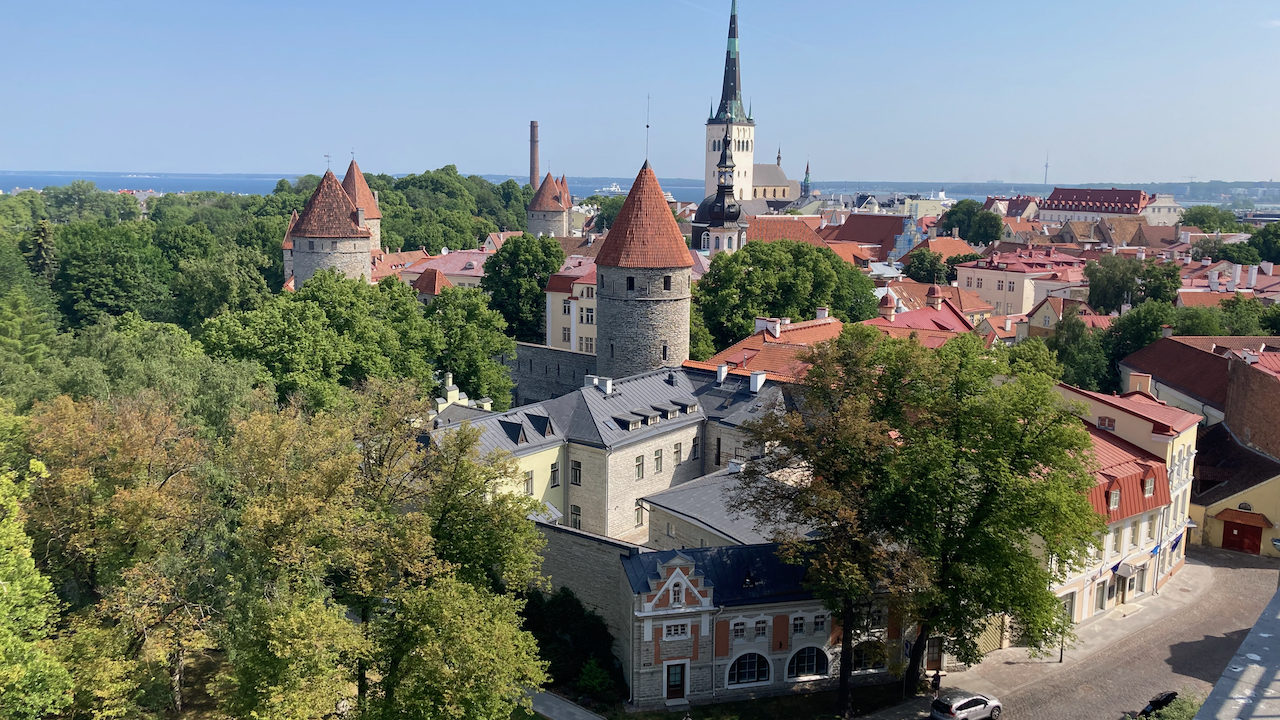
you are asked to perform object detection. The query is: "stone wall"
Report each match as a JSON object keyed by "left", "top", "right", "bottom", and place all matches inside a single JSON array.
[
  {"left": 596, "top": 265, "right": 691, "bottom": 379},
  {"left": 289, "top": 236, "right": 373, "bottom": 285},
  {"left": 536, "top": 522, "right": 643, "bottom": 687},
  {"left": 603, "top": 422, "right": 705, "bottom": 538},
  {"left": 507, "top": 343, "right": 597, "bottom": 406},
  {"left": 527, "top": 210, "right": 569, "bottom": 238},
  {"left": 646, "top": 505, "right": 734, "bottom": 549},
  {"left": 1225, "top": 357, "right": 1280, "bottom": 460}
]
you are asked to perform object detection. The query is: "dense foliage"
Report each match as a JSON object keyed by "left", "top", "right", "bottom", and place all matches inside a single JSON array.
[
  {"left": 936, "top": 199, "right": 1003, "bottom": 246},
  {"left": 695, "top": 239, "right": 878, "bottom": 349},
  {"left": 481, "top": 233, "right": 565, "bottom": 343}
]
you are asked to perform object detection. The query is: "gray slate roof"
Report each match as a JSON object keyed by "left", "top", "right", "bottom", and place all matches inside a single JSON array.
[
  {"left": 642, "top": 468, "right": 770, "bottom": 544},
  {"left": 621, "top": 544, "right": 812, "bottom": 606}
]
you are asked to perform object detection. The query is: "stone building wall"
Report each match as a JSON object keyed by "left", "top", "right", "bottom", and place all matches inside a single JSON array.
[
  {"left": 289, "top": 236, "right": 373, "bottom": 285},
  {"left": 506, "top": 343, "right": 597, "bottom": 406},
  {"left": 596, "top": 265, "right": 691, "bottom": 379},
  {"left": 1225, "top": 357, "right": 1280, "bottom": 460},
  {"left": 603, "top": 423, "right": 705, "bottom": 539},
  {"left": 527, "top": 210, "right": 569, "bottom": 238}
]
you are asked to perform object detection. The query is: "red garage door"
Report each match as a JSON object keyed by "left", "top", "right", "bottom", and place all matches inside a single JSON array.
[{"left": 1222, "top": 521, "right": 1262, "bottom": 555}]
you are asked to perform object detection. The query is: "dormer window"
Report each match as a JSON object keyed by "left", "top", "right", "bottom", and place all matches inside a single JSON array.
[
  {"left": 1143, "top": 476, "right": 1155, "bottom": 497},
  {"left": 1098, "top": 416, "right": 1116, "bottom": 431},
  {"left": 1108, "top": 489, "right": 1121, "bottom": 510},
  {"left": 672, "top": 582, "right": 684, "bottom": 606}
]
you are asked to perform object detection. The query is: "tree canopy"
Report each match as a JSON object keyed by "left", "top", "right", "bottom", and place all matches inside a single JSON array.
[
  {"left": 481, "top": 233, "right": 565, "bottom": 343},
  {"left": 1181, "top": 205, "right": 1246, "bottom": 233},
  {"left": 937, "top": 199, "right": 1003, "bottom": 246},
  {"left": 694, "top": 240, "right": 877, "bottom": 349}
]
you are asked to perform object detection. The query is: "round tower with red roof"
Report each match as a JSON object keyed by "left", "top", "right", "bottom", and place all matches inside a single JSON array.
[
  {"left": 285, "top": 169, "right": 374, "bottom": 286},
  {"left": 527, "top": 172, "right": 572, "bottom": 237},
  {"left": 595, "top": 161, "right": 693, "bottom": 379}
]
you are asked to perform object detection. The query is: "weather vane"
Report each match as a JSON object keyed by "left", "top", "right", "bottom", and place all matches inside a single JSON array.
[{"left": 324, "top": 153, "right": 331, "bottom": 170}]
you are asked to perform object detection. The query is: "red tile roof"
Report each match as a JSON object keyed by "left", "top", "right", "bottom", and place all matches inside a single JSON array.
[
  {"left": 341, "top": 159, "right": 381, "bottom": 220},
  {"left": 291, "top": 170, "right": 371, "bottom": 239},
  {"left": 862, "top": 297, "right": 974, "bottom": 333},
  {"left": 746, "top": 216, "right": 827, "bottom": 246},
  {"left": 684, "top": 316, "right": 844, "bottom": 383},
  {"left": 410, "top": 267, "right": 452, "bottom": 296},
  {"left": 595, "top": 162, "right": 693, "bottom": 269},
  {"left": 406, "top": 249, "right": 493, "bottom": 278},
  {"left": 886, "top": 279, "right": 993, "bottom": 316},
  {"left": 1060, "top": 384, "right": 1202, "bottom": 435},
  {"left": 529, "top": 172, "right": 571, "bottom": 212},
  {"left": 1214, "top": 508, "right": 1274, "bottom": 528},
  {"left": 370, "top": 248, "right": 431, "bottom": 282},
  {"left": 825, "top": 241, "right": 874, "bottom": 264},
  {"left": 1120, "top": 337, "right": 1233, "bottom": 408},
  {"left": 1085, "top": 423, "right": 1170, "bottom": 523},
  {"left": 1176, "top": 290, "right": 1251, "bottom": 308},
  {"left": 819, "top": 214, "right": 911, "bottom": 261},
  {"left": 1042, "top": 188, "right": 1150, "bottom": 215},
  {"left": 546, "top": 259, "right": 597, "bottom": 294},
  {"left": 903, "top": 236, "right": 977, "bottom": 262},
  {"left": 283, "top": 274, "right": 296, "bottom": 292}
]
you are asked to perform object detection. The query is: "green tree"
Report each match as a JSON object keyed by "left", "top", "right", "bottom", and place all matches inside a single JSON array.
[
  {"left": 26, "top": 220, "right": 57, "bottom": 282},
  {"left": 52, "top": 221, "right": 169, "bottom": 327},
  {"left": 1181, "top": 205, "right": 1244, "bottom": 233},
  {"left": 480, "top": 233, "right": 565, "bottom": 343},
  {"left": 735, "top": 328, "right": 1102, "bottom": 717},
  {"left": 424, "top": 287, "right": 516, "bottom": 410},
  {"left": 937, "top": 200, "right": 1003, "bottom": 245},
  {"left": 1249, "top": 222, "right": 1280, "bottom": 264},
  {"left": 903, "top": 249, "right": 948, "bottom": 284},
  {"left": 1085, "top": 256, "right": 1179, "bottom": 313},
  {"left": 0, "top": 462, "right": 73, "bottom": 720},
  {"left": 1139, "top": 260, "right": 1183, "bottom": 305},
  {"left": 1047, "top": 310, "right": 1108, "bottom": 391},
  {"left": 695, "top": 240, "right": 877, "bottom": 349},
  {"left": 945, "top": 252, "right": 982, "bottom": 282},
  {"left": 583, "top": 195, "right": 627, "bottom": 231},
  {"left": 1220, "top": 293, "right": 1266, "bottom": 335},
  {"left": 1172, "top": 305, "right": 1225, "bottom": 336},
  {"left": 689, "top": 302, "right": 716, "bottom": 361},
  {"left": 171, "top": 245, "right": 271, "bottom": 329},
  {"left": 1100, "top": 301, "right": 1175, "bottom": 391}
]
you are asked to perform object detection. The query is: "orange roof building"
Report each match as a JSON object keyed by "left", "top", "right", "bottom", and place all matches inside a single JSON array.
[
  {"left": 283, "top": 170, "right": 375, "bottom": 288},
  {"left": 527, "top": 171, "right": 572, "bottom": 237}
]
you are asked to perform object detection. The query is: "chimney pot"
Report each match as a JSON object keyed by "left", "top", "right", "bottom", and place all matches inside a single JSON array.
[
  {"left": 601, "top": 377, "right": 613, "bottom": 394},
  {"left": 749, "top": 371, "right": 766, "bottom": 393},
  {"left": 716, "top": 364, "right": 729, "bottom": 384},
  {"left": 815, "top": 306, "right": 829, "bottom": 319},
  {"left": 1161, "top": 324, "right": 1173, "bottom": 339}
]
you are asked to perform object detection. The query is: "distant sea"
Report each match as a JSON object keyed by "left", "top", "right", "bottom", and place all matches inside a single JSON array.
[{"left": 0, "top": 170, "right": 710, "bottom": 203}]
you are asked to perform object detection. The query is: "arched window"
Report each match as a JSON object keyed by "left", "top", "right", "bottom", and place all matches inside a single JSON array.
[
  {"left": 787, "top": 647, "right": 829, "bottom": 679},
  {"left": 728, "top": 653, "right": 770, "bottom": 685},
  {"left": 851, "top": 641, "right": 886, "bottom": 672},
  {"left": 672, "top": 582, "right": 684, "bottom": 606}
]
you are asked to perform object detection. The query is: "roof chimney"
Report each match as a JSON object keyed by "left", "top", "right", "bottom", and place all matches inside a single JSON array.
[
  {"left": 815, "top": 306, "right": 829, "bottom": 320},
  {"left": 716, "top": 364, "right": 729, "bottom": 384},
  {"left": 1201, "top": 256, "right": 1211, "bottom": 267},
  {"left": 754, "top": 317, "right": 781, "bottom": 338},
  {"left": 1263, "top": 261, "right": 1275, "bottom": 277},
  {"left": 926, "top": 284, "right": 944, "bottom": 310},
  {"left": 356, "top": 207, "right": 365, "bottom": 226},
  {"left": 1128, "top": 372, "right": 1153, "bottom": 395},
  {"left": 584, "top": 374, "right": 599, "bottom": 388},
  {"left": 1209, "top": 270, "right": 1220, "bottom": 293},
  {"left": 1248, "top": 265, "right": 1259, "bottom": 288},
  {"left": 1004, "top": 317, "right": 1012, "bottom": 332},
  {"left": 600, "top": 377, "right": 613, "bottom": 394},
  {"left": 749, "top": 371, "right": 766, "bottom": 393},
  {"left": 878, "top": 294, "right": 896, "bottom": 322},
  {"left": 1161, "top": 324, "right": 1173, "bottom": 339},
  {"left": 1232, "top": 263, "right": 1243, "bottom": 287},
  {"left": 951, "top": 227, "right": 959, "bottom": 238},
  {"left": 1136, "top": 247, "right": 1145, "bottom": 261}
]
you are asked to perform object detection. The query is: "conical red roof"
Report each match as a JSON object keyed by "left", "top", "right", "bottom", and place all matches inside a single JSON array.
[
  {"left": 529, "top": 171, "right": 570, "bottom": 212},
  {"left": 292, "top": 170, "right": 371, "bottom": 238},
  {"left": 341, "top": 159, "right": 381, "bottom": 220},
  {"left": 596, "top": 162, "right": 692, "bottom": 268}
]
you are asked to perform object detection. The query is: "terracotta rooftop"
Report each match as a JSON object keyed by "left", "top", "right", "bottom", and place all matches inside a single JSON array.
[
  {"left": 862, "top": 297, "right": 974, "bottom": 333},
  {"left": 291, "top": 170, "right": 371, "bottom": 239},
  {"left": 595, "top": 162, "right": 693, "bottom": 269},
  {"left": 546, "top": 258, "right": 598, "bottom": 294},
  {"left": 410, "top": 267, "right": 452, "bottom": 296},
  {"left": 1177, "top": 290, "right": 1252, "bottom": 308},
  {"left": 903, "top": 236, "right": 978, "bottom": 262},
  {"left": 684, "top": 316, "right": 844, "bottom": 383},
  {"left": 1042, "top": 187, "right": 1151, "bottom": 214},
  {"left": 1085, "top": 422, "right": 1170, "bottom": 523},
  {"left": 529, "top": 172, "right": 571, "bottom": 212},
  {"left": 341, "top": 159, "right": 381, "bottom": 220},
  {"left": 370, "top": 248, "right": 431, "bottom": 282},
  {"left": 406, "top": 249, "right": 493, "bottom": 278},
  {"left": 885, "top": 279, "right": 993, "bottom": 316},
  {"left": 746, "top": 216, "right": 828, "bottom": 247},
  {"left": 818, "top": 214, "right": 911, "bottom": 261}
]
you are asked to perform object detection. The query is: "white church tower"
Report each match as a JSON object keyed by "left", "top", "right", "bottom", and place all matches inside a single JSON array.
[{"left": 704, "top": 0, "right": 754, "bottom": 201}]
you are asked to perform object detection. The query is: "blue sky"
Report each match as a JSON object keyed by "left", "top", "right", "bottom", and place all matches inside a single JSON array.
[{"left": 3, "top": 1, "right": 1279, "bottom": 184}]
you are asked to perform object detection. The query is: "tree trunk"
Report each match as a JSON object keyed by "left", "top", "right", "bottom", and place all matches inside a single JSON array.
[
  {"left": 170, "top": 645, "right": 185, "bottom": 714},
  {"left": 357, "top": 603, "right": 370, "bottom": 708},
  {"left": 838, "top": 597, "right": 856, "bottom": 720},
  {"left": 904, "top": 623, "right": 931, "bottom": 697}
]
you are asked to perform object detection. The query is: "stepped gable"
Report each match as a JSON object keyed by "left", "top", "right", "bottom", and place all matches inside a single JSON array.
[
  {"left": 529, "top": 172, "right": 570, "bottom": 212},
  {"left": 341, "top": 159, "right": 381, "bottom": 220},
  {"left": 291, "top": 170, "right": 371, "bottom": 238},
  {"left": 595, "top": 161, "right": 693, "bottom": 269}
]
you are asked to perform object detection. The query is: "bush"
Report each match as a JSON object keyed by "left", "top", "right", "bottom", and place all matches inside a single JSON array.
[
  {"left": 522, "top": 588, "right": 624, "bottom": 700},
  {"left": 1153, "top": 695, "right": 1202, "bottom": 720},
  {"left": 575, "top": 657, "right": 614, "bottom": 699}
]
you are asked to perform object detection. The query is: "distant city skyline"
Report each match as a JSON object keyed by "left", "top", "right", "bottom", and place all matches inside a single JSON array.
[{"left": 2, "top": 1, "right": 1278, "bottom": 185}]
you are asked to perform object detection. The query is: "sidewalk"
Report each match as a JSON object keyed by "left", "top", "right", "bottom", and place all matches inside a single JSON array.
[
  {"left": 860, "top": 556, "right": 1214, "bottom": 720},
  {"left": 531, "top": 691, "right": 606, "bottom": 720}
]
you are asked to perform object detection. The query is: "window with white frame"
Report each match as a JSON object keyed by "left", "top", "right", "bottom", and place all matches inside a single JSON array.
[
  {"left": 753, "top": 620, "right": 767, "bottom": 638},
  {"left": 570, "top": 460, "right": 581, "bottom": 485},
  {"left": 562, "top": 299, "right": 570, "bottom": 315},
  {"left": 635, "top": 455, "right": 644, "bottom": 479},
  {"left": 672, "top": 582, "right": 684, "bottom": 606},
  {"left": 674, "top": 442, "right": 682, "bottom": 463},
  {"left": 561, "top": 326, "right": 571, "bottom": 343},
  {"left": 813, "top": 614, "right": 827, "bottom": 634},
  {"left": 1130, "top": 521, "right": 1139, "bottom": 545},
  {"left": 731, "top": 621, "right": 746, "bottom": 639},
  {"left": 666, "top": 522, "right": 673, "bottom": 538},
  {"left": 654, "top": 449, "right": 663, "bottom": 473},
  {"left": 549, "top": 462, "right": 559, "bottom": 487},
  {"left": 664, "top": 623, "right": 689, "bottom": 639},
  {"left": 792, "top": 617, "right": 804, "bottom": 635},
  {"left": 569, "top": 505, "right": 581, "bottom": 529},
  {"left": 1108, "top": 489, "right": 1120, "bottom": 510},
  {"left": 1143, "top": 476, "right": 1155, "bottom": 497},
  {"left": 1112, "top": 527, "right": 1122, "bottom": 554},
  {"left": 524, "top": 471, "right": 534, "bottom": 496},
  {"left": 787, "top": 647, "right": 829, "bottom": 678}
]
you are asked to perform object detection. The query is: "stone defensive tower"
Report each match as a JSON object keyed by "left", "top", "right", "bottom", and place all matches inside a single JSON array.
[
  {"left": 282, "top": 169, "right": 373, "bottom": 287},
  {"left": 527, "top": 171, "right": 571, "bottom": 237},
  {"left": 595, "top": 161, "right": 693, "bottom": 379},
  {"left": 341, "top": 159, "right": 382, "bottom": 247},
  {"left": 704, "top": 0, "right": 754, "bottom": 201}
]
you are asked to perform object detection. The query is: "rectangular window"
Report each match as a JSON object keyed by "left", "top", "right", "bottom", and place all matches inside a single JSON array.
[
  {"left": 1009, "top": 281, "right": 1016, "bottom": 292},
  {"left": 691, "top": 438, "right": 699, "bottom": 460},
  {"left": 1130, "top": 522, "right": 1139, "bottom": 545},
  {"left": 1147, "top": 514, "right": 1156, "bottom": 539},
  {"left": 734, "top": 446, "right": 747, "bottom": 461},
  {"left": 754, "top": 620, "right": 767, "bottom": 638},
  {"left": 307, "top": 240, "right": 315, "bottom": 251},
  {"left": 715, "top": 437, "right": 722, "bottom": 466},
  {"left": 664, "top": 623, "right": 689, "bottom": 639},
  {"left": 524, "top": 471, "right": 534, "bottom": 496},
  {"left": 732, "top": 621, "right": 746, "bottom": 639},
  {"left": 562, "top": 299, "right": 571, "bottom": 315},
  {"left": 672, "top": 583, "right": 684, "bottom": 605},
  {"left": 584, "top": 286, "right": 594, "bottom": 298},
  {"left": 626, "top": 276, "right": 635, "bottom": 291},
  {"left": 562, "top": 326, "right": 571, "bottom": 343},
  {"left": 792, "top": 617, "right": 804, "bottom": 635},
  {"left": 666, "top": 522, "right": 674, "bottom": 537},
  {"left": 579, "top": 336, "right": 594, "bottom": 354},
  {"left": 655, "top": 449, "right": 663, "bottom": 473},
  {"left": 674, "top": 442, "right": 682, "bottom": 464},
  {"left": 662, "top": 344, "right": 668, "bottom": 361},
  {"left": 997, "top": 280, "right": 1004, "bottom": 291},
  {"left": 549, "top": 462, "right": 560, "bottom": 487},
  {"left": 813, "top": 615, "right": 827, "bottom": 634},
  {"left": 664, "top": 275, "right": 672, "bottom": 291},
  {"left": 1143, "top": 476, "right": 1155, "bottom": 497},
  {"left": 570, "top": 460, "right": 581, "bottom": 485},
  {"left": 569, "top": 504, "right": 581, "bottom": 529},
  {"left": 635, "top": 506, "right": 643, "bottom": 527},
  {"left": 635, "top": 455, "right": 644, "bottom": 480},
  {"left": 330, "top": 241, "right": 338, "bottom": 251},
  {"left": 976, "top": 277, "right": 983, "bottom": 288},
  {"left": 1098, "top": 417, "right": 1116, "bottom": 431},
  {"left": 1108, "top": 489, "right": 1120, "bottom": 510},
  {"left": 965, "top": 277, "right": 972, "bottom": 288},
  {"left": 1112, "top": 527, "right": 1122, "bottom": 554}
]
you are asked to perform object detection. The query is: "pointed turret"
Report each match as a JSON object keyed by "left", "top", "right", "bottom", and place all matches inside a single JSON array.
[
  {"left": 801, "top": 161, "right": 812, "bottom": 198},
  {"left": 286, "top": 170, "right": 374, "bottom": 286},
  {"left": 596, "top": 162, "right": 692, "bottom": 269},
  {"left": 527, "top": 171, "right": 571, "bottom": 236},
  {"left": 713, "top": 0, "right": 746, "bottom": 123},
  {"left": 292, "top": 171, "right": 369, "bottom": 238},
  {"left": 341, "top": 159, "right": 381, "bottom": 220}
]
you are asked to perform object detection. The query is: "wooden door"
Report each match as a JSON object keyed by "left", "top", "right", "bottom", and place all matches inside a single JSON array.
[
  {"left": 666, "top": 663, "right": 685, "bottom": 700},
  {"left": 1223, "top": 521, "right": 1262, "bottom": 554}
]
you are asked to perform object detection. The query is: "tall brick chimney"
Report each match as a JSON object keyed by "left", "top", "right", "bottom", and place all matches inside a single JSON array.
[{"left": 530, "top": 121, "right": 540, "bottom": 191}]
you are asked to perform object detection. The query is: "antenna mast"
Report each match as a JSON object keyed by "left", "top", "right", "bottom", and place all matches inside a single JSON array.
[
  {"left": 645, "top": 94, "right": 651, "bottom": 159},
  {"left": 1043, "top": 153, "right": 1049, "bottom": 186}
]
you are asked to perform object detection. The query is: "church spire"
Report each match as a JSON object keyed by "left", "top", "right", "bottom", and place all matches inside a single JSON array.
[{"left": 712, "top": 0, "right": 747, "bottom": 124}]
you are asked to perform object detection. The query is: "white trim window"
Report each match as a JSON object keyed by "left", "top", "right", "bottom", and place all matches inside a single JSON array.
[
  {"left": 728, "top": 652, "right": 770, "bottom": 685},
  {"left": 731, "top": 621, "right": 746, "bottom": 639},
  {"left": 787, "top": 647, "right": 830, "bottom": 679},
  {"left": 664, "top": 623, "right": 689, "bottom": 639},
  {"left": 1108, "top": 489, "right": 1121, "bottom": 510}
]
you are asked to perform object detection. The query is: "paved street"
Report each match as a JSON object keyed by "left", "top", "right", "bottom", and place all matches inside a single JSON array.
[{"left": 948, "top": 546, "right": 1280, "bottom": 720}]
